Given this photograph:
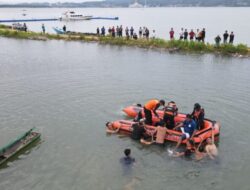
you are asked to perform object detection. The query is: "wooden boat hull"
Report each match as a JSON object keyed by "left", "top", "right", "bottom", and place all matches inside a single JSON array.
[{"left": 0, "top": 129, "right": 41, "bottom": 167}]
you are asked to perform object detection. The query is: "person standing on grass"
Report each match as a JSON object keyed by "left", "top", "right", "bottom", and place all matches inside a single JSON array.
[
  {"left": 201, "top": 28, "right": 206, "bottom": 43},
  {"left": 179, "top": 28, "right": 184, "bottom": 40},
  {"left": 184, "top": 29, "right": 188, "bottom": 40},
  {"left": 101, "top": 26, "right": 105, "bottom": 36},
  {"left": 229, "top": 32, "right": 234, "bottom": 44},
  {"left": 130, "top": 27, "right": 134, "bottom": 37},
  {"left": 145, "top": 28, "right": 150, "bottom": 39},
  {"left": 42, "top": 24, "right": 45, "bottom": 34},
  {"left": 96, "top": 27, "right": 100, "bottom": 35},
  {"left": 189, "top": 29, "right": 195, "bottom": 41},
  {"left": 169, "top": 28, "right": 174, "bottom": 40},
  {"left": 120, "top": 25, "right": 123, "bottom": 37},
  {"left": 139, "top": 27, "right": 143, "bottom": 38},
  {"left": 223, "top": 30, "right": 229, "bottom": 43},
  {"left": 215, "top": 35, "right": 221, "bottom": 47},
  {"left": 111, "top": 26, "right": 115, "bottom": 37},
  {"left": 23, "top": 23, "right": 27, "bottom": 32},
  {"left": 152, "top": 30, "right": 156, "bottom": 39},
  {"left": 195, "top": 29, "right": 200, "bottom": 41},
  {"left": 125, "top": 27, "right": 129, "bottom": 38}
]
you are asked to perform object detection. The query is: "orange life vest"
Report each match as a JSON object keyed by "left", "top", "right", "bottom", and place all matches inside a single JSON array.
[{"left": 144, "top": 99, "right": 159, "bottom": 110}]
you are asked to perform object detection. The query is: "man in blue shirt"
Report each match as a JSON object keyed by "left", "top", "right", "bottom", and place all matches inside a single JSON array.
[{"left": 173, "top": 114, "right": 197, "bottom": 151}]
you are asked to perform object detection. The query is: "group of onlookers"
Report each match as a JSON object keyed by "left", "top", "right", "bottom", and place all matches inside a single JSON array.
[
  {"left": 215, "top": 30, "right": 235, "bottom": 46},
  {"left": 169, "top": 28, "right": 206, "bottom": 42},
  {"left": 169, "top": 27, "right": 235, "bottom": 46},
  {"left": 96, "top": 26, "right": 153, "bottom": 40},
  {"left": 12, "top": 23, "right": 27, "bottom": 32}
]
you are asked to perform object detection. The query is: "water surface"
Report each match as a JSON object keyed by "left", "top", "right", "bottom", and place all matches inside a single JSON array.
[{"left": 0, "top": 37, "right": 250, "bottom": 190}]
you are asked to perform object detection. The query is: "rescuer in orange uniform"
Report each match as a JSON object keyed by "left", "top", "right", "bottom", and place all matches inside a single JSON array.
[{"left": 143, "top": 99, "right": 165, "bottom": 125}]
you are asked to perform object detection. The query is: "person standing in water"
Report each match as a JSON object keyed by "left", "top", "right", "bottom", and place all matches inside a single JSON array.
[
  {"left": 205, "top": 126, "right": 218, "bottom": 159},
  {"left": 120, "top": 149, "right": 135, "bottom": 165},
  {"left": 152, "top": 121, "right": 168, "bottom": 146}
]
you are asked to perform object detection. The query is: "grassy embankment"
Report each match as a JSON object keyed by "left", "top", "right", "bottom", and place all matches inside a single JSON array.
[{"left": 0, "top": 24, "right": 249, "bottom": 56}]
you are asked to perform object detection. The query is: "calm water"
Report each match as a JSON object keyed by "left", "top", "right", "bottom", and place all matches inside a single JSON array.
[
  {"left": 0, "top": 7, "right": 250, "bottom": 45},
  {"left": 0, "top": 36, "right": 250, "bottom": 190}
]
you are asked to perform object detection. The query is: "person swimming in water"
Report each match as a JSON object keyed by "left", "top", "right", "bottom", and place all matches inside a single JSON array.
[
  {"left": 172, "top": 127, "right": 218, "bottom": 161},
  {"left": 204, "top": 125, "right": 218, "bottom": 159},
  {"left": 120, "top": 148, "right": 135, "bottom": 165},
  {"left": 105, "top": 122, "right": 121, "bottom": 134}
]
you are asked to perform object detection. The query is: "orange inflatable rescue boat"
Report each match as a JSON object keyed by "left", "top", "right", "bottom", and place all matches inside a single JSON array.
[{"left": 110, "top": 105, "right": 220, "bottom": 144}]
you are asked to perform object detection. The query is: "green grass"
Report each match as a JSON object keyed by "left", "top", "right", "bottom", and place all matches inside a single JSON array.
[
  {"left": 0, "top": 24, "right": 11, "bottom": 29},
  {"left": 0, "top": 26, "right": 249, "bottom": 56}
]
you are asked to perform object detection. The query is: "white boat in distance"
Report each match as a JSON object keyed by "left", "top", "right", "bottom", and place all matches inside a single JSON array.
[
  {"left": 129, "top": 0, "right": 143, "bottom": 8},
  {"left": 129, "top": 0, "right": 148, "bottom": 8},
  {"left": 59, "top": 11, "right": 93, "bottom": 21}
]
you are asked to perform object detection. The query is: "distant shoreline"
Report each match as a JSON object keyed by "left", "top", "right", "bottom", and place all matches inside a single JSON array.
[
  {"left": 0, "top": 2, "right": 250, "bottom": 9},
  {"left": 0, "top": 6, "right": 250, "bottom": 8},
  {"left": 0, "top": 24, "right": 249, "bottom": 58}
]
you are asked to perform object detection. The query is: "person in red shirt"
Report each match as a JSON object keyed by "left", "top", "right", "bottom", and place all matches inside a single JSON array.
[
  {"left": 189, "top": 29, "right": 195, "bottom": 41},
  {"left": 169, "top": 28, "right": 174, "bottom": 40}
]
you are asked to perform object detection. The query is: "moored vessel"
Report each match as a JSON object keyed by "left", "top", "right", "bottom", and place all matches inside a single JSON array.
[{"left": 0, "top": 128, "right": 41, "bottom": 167}]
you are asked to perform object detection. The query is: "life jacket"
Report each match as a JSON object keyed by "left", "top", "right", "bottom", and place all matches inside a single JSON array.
[
  {"left": 144, "top": 99, "right": 159, "bottom": 110},
  {"left": 165, "top": 101, "right": 178, "bottom": 116}
]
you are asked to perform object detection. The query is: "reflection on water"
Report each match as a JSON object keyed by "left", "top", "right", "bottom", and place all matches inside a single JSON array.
[{"left": 0, "top": 37, "right": 250, "bottom": 190}]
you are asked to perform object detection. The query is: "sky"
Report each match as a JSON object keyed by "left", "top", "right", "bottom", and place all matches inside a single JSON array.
[{"left": 0, "top": 0, "right": 101, "bottom": 3}]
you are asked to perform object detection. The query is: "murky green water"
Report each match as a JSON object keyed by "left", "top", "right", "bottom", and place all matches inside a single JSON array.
[{"left": 0, "top": 37, "right": 250, "bottom": 190}]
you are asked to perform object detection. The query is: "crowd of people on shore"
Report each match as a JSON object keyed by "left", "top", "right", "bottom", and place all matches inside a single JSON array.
[
  {"left": 169, "top": 28, "right": 206, "bottom": 42},
  {"left": 106, "top": 99, "right": 218, "bottom": 162},
  {"left": 9, "top": 22, "right": 236, "bottom": 47},
  {"left": 12, "top": 22, "right": 27, "bottom": 32},
  {"left": 96, "top": 26, "right": 236, "bottom": 46},
  {"left": 96, "top": 26, "right": 153, "bottom": 40},
  {"left": 215, "top": 30, "right": 235, "bottom": 46},
  {"left": 169, "top": 27, "right": 235, "bottom": 45}
]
